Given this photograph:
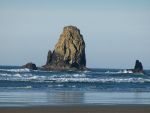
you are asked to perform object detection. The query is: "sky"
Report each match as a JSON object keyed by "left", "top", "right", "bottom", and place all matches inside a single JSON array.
[{"left": 0, "top": 0, "right": 150, "bottom": 69}]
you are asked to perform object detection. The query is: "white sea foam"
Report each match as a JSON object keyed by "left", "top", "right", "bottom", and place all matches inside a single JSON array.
[
  {"left": 0, "top": 73, "right": 28, "bottom": 78},
  {"left": 0, "top": 73, "right": 11, "bottom": 76},
  {"left": 0, "top": 72, "right": 149, "bottom": 83},
  {"left": 56, "top": 84, "right": 64, "bottom": 87},
  {"left": 27, "top": 75, "right": 46, "bottom": 81},
  {"left": 13, "top": 74, "right": 22, "bottom": 77},
  {"left": 0, "top": 76, "right": 150, "bottom": 83},
  {"left": 105, "top": 70, "right": 133, "bottom": 74},
  {"left": 52, "top": 74, "right": 87, "bottom": 78},
  {"left": 0, "top": 86, "right": 32, "bottom": 89},
  {"left": 72, "top": 74, "right": 87, "bottom": 78},
  {"left": 105, "top": 71, "right": 117, "bottom": 74},
  {"left": 117, "top": 70, "right": 133, "bottom": 74},
  {"left": 0, "top": 68, "right": 30, "bottom": 72},
  {"left": 0, "top": 70, "right": 149, "bottom": 83},
  {"left": 43, "top": 77, "right": 150, "bottom": 83},
  {"left": 82, "top": 70, "right": 91, "bottom": 74}
]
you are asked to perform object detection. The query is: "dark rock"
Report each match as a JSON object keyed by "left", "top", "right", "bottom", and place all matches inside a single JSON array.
[
  {"left": 43, "top": 26, "right": 86, "bottom": 70},
  {"left": 22, "top": 63, "right": 37, "bottom": 70},
  {"left": 46, "top": 50, "right": 52, "bottom": 65},
  {"left": 133, "top": 60, "right": 144, "bottom": 73}
]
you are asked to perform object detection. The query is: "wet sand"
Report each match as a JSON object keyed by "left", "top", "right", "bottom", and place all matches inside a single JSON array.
[{"left": 0, "top": 105, "right": 150, "bottom": 113}]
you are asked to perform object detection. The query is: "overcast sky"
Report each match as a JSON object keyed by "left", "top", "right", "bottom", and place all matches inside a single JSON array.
[{"left": 0, "top": 0, "right": 150, "bottom": 69}]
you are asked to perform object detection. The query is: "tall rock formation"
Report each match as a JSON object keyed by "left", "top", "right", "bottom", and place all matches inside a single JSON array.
[{"left": 43, "top": 26, "right": 86, "bottom": 70}]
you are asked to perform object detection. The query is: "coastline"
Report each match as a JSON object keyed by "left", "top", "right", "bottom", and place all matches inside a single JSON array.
[{"left": 1, "top": 105, "right": 150, "bottom": 113}]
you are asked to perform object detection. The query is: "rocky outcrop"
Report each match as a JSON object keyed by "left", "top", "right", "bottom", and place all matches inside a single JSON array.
[
  {"left": 43, "top": 26, "right": 86, "bottom": 70},
  {"left": 126, "top": 60, "right": 144, "bottom": 74},
  {"left": 133, "top": 60, "right": 144, "bottom": 73},
  {"left": 22, "top": 63, "right": 37, "bottom": 70}
]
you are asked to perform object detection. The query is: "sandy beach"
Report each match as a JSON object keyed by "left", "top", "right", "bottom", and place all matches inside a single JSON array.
[{"left": 1, "top": 105, "right": 150, "bottom": 113}]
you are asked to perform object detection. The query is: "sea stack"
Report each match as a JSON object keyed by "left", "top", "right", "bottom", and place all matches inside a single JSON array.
[
  {"left": 43, "top": 26, "right": 86, "bottom": 70},
  {"left": 133, "top": 60, "right": 144, "bottom": 73}
]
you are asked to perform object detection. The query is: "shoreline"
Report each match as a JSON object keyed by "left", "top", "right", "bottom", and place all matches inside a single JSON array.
[{"left": 1, "top": 105, "right": 150, "bottom": 113}]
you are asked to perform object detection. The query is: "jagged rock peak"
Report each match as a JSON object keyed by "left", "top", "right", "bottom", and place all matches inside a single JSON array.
[
  {"left": 133, "top": 60, "right": 144, "bottom": 73},
  {"left": 44, "top": 25, "right": 86, "bottom": 70}
]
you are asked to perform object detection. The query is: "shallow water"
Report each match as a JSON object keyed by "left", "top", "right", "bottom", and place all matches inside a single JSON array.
[
  {"left": 0, "top": 66, "right": 150, "bottom": 107},
  {"left": 0, "top": 90, "right": 150, "bottom": 107}
]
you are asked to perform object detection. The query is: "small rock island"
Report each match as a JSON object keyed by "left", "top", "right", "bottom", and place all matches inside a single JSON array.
[
  {"left": 22, "top": 63, "right": 37, "bottom": 70},
  {"left": 43, "top": 26, "right": 86, "bottom": 70},
  {"left": 133, "top": 60, "right": 144, "bottom": 73},
  {"left": 126, "top": 60, "right": 144, "bottom": 74}
]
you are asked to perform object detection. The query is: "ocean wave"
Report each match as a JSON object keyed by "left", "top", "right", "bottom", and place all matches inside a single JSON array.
[
  {"left": 117, "top": 70, "right": 133, "bottom": 74},
  {"left": 0, "top": 73, "right": 30, "bottom": 77},
  {"left": 0, "top": 75, "right": 150, "bottom": 83},
  {"left": 45, "top": 77, "right": 150, "bottom": 83},
  {"left": 105, "top": 71, "right": 118, "bottom": 74},
  {"left": 105, "top": 70, "right": 133, "bottom": 74},
  {"left": 0, "top": 86, "right": 32, "bottom": 89},
  {"left": 0, "top": 68, "right": 30, "bottom": 72},
  {"left": 0, "top": 69, "right": 149, "bottom": 83},
  {"left": 57, "top": 74, "right": 87, "bottom": 78},
  {"left": 0, "top": 73, "right": 86, "bottom": 79}
]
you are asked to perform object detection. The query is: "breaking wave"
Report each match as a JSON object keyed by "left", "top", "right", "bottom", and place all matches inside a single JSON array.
[
  {"left": 0, "top": 68, "right": 30, "bottom": 72},
  {"left": 0, "top": 66, "right": 150, "bottom": 92},
  {"left": 105, "top": 70, "right": 134, "bottom": 74},
  {"left": 0, "top": 72, "right": 150, "bottom": 83}
]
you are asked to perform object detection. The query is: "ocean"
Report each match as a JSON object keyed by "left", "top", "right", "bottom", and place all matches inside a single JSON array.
[{"left": 0, "top": 66, "right": 150, "bottom": 107}]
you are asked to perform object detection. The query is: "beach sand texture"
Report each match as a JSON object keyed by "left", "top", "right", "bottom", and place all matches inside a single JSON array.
[{"left": 0, "top": 105, "right": 150, "bottom": 113}]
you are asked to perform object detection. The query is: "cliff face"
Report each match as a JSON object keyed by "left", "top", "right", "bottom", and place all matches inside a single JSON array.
[{"left": 44, "top": 26, "right": 86, "bottom": 70}]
